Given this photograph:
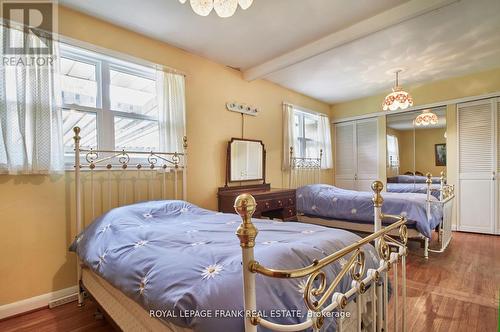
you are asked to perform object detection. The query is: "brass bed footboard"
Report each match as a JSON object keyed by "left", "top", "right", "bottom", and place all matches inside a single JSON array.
[{"left": 235, "top": 181, "right": 408, "bottom": 332}]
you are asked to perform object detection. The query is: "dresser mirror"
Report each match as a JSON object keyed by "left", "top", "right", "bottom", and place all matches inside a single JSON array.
[{"left": 227, "top": 138, "right": 266, "bottom": 183}]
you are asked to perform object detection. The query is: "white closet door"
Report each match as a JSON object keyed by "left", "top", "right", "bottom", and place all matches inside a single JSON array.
[
  {"left": 356, "top": 118, "right": 378, "bottom": 191},
  {"left": 458, "top": 99, "right": 496, "bottom": 234},
  {"left": 335, "top": 122, "right": 356, "bottom": 189},
  {"left": 497, "top": 99, "right": 500, "bottom": 234}
]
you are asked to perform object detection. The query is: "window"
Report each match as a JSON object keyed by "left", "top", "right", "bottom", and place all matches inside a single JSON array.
[
  {"left": 284, "top": 105, "right": 332, "bottom": 169},
  {"left": 293, "top": 111, "right": 321, "bottom": 158},
  {"left": 387, "top": 134, "right": 400, "bottom": 167},
  {"left": 60, "top": 44, "right": 160, "bottom": 157}
]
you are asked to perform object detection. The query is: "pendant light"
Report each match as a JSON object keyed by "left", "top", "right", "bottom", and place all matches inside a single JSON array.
[{"left": 382, "top": 70, "right": 413, "bottom": 111}]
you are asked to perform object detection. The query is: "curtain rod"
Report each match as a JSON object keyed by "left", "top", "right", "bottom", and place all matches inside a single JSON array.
[{"left": 283, "top": 102, "right": 328, "bottom": 117}]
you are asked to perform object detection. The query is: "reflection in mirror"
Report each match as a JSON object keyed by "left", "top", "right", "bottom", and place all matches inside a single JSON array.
[
  {"left": 229, "top": 139, "right": 264, "bottom": 182},
  {"left": 386, "top": 107, "right": 447, "bottom": 189}
]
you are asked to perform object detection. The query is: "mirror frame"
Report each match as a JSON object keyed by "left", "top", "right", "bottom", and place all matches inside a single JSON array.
[{"left": 226, "top": 138, "right": 266, "bottom": 185}]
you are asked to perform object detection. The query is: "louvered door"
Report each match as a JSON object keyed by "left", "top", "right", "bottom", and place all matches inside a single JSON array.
[
  {"left": 457, "top": 99, "right": 497, "bottom": 234},
  {"left": 334, "top": 122, "right": 356, "bottom": 189},
  {"left": 356, "top": 118, "right": 379, "bottom": 191},
  {"left": 497, "top": 100, "right": 500, "bottom": 234}
]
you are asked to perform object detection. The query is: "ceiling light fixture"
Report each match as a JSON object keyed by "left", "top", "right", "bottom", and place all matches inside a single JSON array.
[
  {"left": 179, "top": 0, "right": 253, "bottom": 18},
  {"left": 414, "top": 109, "right": 438, "bottom": 127},
  {"left": 382, "top": 69, "right": 413, "bottom": 111}
]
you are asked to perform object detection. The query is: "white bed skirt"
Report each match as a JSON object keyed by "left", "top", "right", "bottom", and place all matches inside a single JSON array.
[
  {"left": 82, "top": 268, "right": 191, "bottom": 332},
  {"left": 82, "top": 268, "right": 374, "bottom": 332}
]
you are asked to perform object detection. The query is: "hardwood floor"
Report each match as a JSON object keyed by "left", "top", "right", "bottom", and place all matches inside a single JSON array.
[
  {"left": 0, "top": 232, "right": 498, "bottom": 332},
  {"left": 389, "top": 231, "right": 499, "bottom": 332},
  {"left": 0, "top": 300, "right": 115, "bottom": 332}
]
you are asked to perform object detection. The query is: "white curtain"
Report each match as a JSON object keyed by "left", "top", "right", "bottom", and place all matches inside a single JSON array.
[
  {"left": 157, "top": 71, "right": 186, "bottom": 153},
  {"left": 282, "top": 103, "right": 296, "bottom": 170},
  {"left": 317, "top": 114, "right": 333, "bottom": 169},
  {"left": 0, "top": 27, "right": 64, "bottom": 174},
  {"left": 386, "top": 134, "right": 400, "bottom": 176}
]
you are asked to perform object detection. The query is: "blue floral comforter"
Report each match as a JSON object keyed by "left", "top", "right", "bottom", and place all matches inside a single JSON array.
[
  {"left": 297, "top": 184, "right": 442, "bottom": 238},
  {"left": 72, "top": 200, "right": 381, "bottom": 331}
]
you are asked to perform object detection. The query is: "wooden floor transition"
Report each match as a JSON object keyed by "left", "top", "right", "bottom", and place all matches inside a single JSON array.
[{"left": 0, "top": 232, "right": 498, "bottom": 332}]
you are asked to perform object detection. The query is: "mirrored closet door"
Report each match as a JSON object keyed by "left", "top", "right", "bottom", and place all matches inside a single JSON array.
[{"left": 386, "top": 107, "right": 447, "bottom": 192}]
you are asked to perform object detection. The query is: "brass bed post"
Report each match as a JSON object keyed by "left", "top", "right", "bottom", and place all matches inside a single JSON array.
[
  {"left": 423, "top": 173, "right": 433, "bottom": 259},
  {"left": 438, "top": 171, "right": 445, "bottom": 243},
  {"left": 235, "top": 194, "right": 259, "bottom": 332},
  {"left": 371, "top": 181, "right": 384, "bottom": 332},
  {"left": 73, "top": 127, "right": 84, "bottom": 306},
  {"left": 317, "top": 149, "right": 323, "bottom": 185},
  {"left": 289, "top": 147, "right": 294, "bottom": 189},
  {"left": 182, "top": 136, "right": 188, "bottom": 201}
]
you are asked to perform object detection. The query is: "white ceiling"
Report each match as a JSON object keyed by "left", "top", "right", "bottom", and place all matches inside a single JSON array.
[{"left": 60, "top": 0, "right": 500, "bottom": 104}]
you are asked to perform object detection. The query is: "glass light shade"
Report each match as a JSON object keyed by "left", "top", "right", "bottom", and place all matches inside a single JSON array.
[
  {"left": 190, "top": 0, "right": 213, "bottom": 16},
  {"left": 414, "top": 110, "right": 438, "bottom": 126},
  {"left": 214, "top": 0, "right": 238, "bottom": 17},
  {"left": 179, "top": 0, "right": 187, "bottom": 3},
  {"left": 238, "top": 0, "right": 253, "bottom": 9},
  {"left": 382, "top": 86, "right": 413, "bottom": 111}
]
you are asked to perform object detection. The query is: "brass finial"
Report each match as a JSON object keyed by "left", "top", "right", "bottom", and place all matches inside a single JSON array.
[
  {"left": 426, "top": 172, "right": 432, "bottom": 185},
  {"left": 440, "top": 171, "right": 445, "bottom": 181},
  {"left": 371, "top": 180, "right": 384, "bottom": 207},
  {"left": 234, "top": 194, "right": 258, "bottom": 248},
  {"left": 73, "top": 127, "right": 81, "bottom": 142}
]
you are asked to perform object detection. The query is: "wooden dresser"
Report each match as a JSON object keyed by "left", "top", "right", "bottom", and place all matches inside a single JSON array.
[{"left": 218, "top": 184, "right": 297, "bottom": 221}]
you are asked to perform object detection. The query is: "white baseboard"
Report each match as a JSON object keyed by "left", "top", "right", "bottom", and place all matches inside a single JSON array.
[
  {"left": 0, "top": 286, "right": 78, "bottom": 320},
  {"left": 451, "top": 224, "right": 458, "bottom": 231}
]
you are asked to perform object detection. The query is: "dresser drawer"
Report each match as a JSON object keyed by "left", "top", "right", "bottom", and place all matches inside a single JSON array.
[
  {"left": 271, "top": 198, "right": 285, "bottom": 209},
  {"left": 218, "top": 186, "right": 296, "bottom": 221},
  {"left": 258, "top": 200, "right": 273, "bottom": 212},
  {"left": 284, "top": 196, "right": 295, "bottom": 207},
  {"left": 283, "top": 207, "right": 297, "bottom": 220}
]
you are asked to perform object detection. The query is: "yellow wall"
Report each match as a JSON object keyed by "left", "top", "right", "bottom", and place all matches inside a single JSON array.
[
  {"left": 331, "top": 67, "right": 500, "bottom": 120},
  {"left": 0, "top": 6, "right": 332, "bottom": 306},
  {"left": 414, "top": 128, "right": 447, "bottom": 176},
  {"left": 331, "top": 66, "right": 500, "bottom": 229}
]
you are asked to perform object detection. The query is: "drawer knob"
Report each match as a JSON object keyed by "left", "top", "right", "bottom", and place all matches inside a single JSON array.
[
  {"left": 278, "top": 200, "right": 282, "bottom": 206},
  {"left": 265, "top": 202, "right": 270, "bottom": 208}
]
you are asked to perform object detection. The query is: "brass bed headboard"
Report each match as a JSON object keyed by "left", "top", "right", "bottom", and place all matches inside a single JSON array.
[
  {"left": 288, "top": 147, "right": 322, "bottom": 188},
  {"left": 72, "top": 126, "right": 187, "bottom": 305}
]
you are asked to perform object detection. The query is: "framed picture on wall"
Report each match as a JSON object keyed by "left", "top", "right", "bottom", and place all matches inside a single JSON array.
[{"left": 435, "top": 143, "right": 447, "bottom": 166}]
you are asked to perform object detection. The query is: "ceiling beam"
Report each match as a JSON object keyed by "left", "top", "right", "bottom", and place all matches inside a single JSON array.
[{"left": 243, "top": 0, "right": 459, "bottom": 81}]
